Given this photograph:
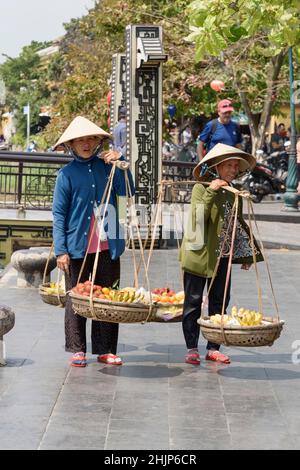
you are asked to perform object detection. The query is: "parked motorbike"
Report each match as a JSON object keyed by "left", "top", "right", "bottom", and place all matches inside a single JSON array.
[{"left": 239, "top": 149, "right": 288, "bottom": 203}]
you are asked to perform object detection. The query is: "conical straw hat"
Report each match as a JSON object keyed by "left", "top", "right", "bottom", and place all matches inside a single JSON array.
[
  {"left": 193, "top": 143, "right": 256, "bottom": 181},
  {"left": 53, "top": 116, "right": 112, "bottom": 150}
]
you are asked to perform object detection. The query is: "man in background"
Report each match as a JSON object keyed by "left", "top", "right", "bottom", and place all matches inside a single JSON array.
[
  {"left": 197, "top": 100, "right": 242, "bottom": 161},
  {"left": 113, "top": 106, "right": 127, "bottom": 157},
  {"left": 270, "top": 123, "right": 288, "bottom": 153}
]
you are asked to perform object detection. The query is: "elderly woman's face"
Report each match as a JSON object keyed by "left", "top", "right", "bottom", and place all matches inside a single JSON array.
[
  {"left": 217, "top": 159, "right": 240, "bottom": 182},
  {"left": 70, "top": 136, "right": 100, "bottom": 158}
]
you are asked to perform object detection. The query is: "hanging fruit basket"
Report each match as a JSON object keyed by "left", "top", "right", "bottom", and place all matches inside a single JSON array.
[
  {"left": 39, "top": 245, "right": 66, "bottom": 308},
  {"left": 198, "top": 316, "right": 284, "bottom": 347},
  {"left": 70, "top": 293, "right": 157, "bottom": 323},
  {"left": 197, "top": 187, "right": 284, "bottom": 348},
  {"left": 39, "top": 282, "right": 66, "bottom": 308}
]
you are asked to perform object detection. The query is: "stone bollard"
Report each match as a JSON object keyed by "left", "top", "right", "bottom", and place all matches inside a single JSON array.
[
  {"left": 0, "top": 304, "right": 15, "bottom": 366},
  {"left": 11, "top": 247, "right": 57, "bottom": 288}
]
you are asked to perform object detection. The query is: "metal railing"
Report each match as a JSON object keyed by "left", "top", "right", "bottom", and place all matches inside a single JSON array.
[
  {"left": 0, "top": 151, "right": 72, "bottom": 209},
  {"left": 0, "top": 151, "right": 197, "bottom": 209},
  {"left": 161, "top": 160, "right": 197, "bottom": 203}
]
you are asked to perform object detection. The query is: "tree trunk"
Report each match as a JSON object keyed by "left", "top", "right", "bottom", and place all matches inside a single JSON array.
[{"left": 232, "top": 49, "right": 287, "bottom": 156}]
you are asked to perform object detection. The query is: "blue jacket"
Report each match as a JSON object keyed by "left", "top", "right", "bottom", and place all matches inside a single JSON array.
[{"left": 52, "top": 156, "right": 135, "bottom": 260}]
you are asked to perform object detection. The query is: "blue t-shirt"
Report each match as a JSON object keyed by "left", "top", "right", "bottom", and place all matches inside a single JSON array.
[{"left": 199, "top": 120, "right": 242, "bottom": 151}]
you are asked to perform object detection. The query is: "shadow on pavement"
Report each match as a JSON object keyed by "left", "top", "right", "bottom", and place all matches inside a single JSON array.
[
  {"left": 3, "top": 358, "right": 35, "bottom": 367},
  {"left": 99, "top": 364, "right": 184, "bottom": 379}
]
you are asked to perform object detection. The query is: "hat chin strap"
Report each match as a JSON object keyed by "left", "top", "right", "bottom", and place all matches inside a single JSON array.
[{"left": 64, "top": 141, "right": 104, "bottom": 158}]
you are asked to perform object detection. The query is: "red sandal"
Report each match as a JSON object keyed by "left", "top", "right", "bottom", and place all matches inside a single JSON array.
[
  {"left": 70, "top": 352, "right": 87, "bottom": 368},
  {"left": 185, "top": 350, "right": 201, "bottom": 365},
  {"left": 206, "top": 350, "right": 231, "bottom": 364},
  {"left": 97, "top": 353, "right": 123, "bottom": 365}
]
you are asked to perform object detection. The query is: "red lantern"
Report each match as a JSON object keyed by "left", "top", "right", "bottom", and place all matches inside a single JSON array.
[
  {"left": 107, "top": 116, "right": 111, "bottom": 128},
  {"left": 107, "top": 90, "right": 112, "bottom": 106},
  {"left": 210, "top": 80, "right": 225, "bottom": 92}
]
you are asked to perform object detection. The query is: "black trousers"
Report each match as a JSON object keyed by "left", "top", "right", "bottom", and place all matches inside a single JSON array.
[
  {"left": 182, "top": 258, "right": 231, "bottom": 351},
  {"left": 65, "top": 252, "right": 120, "bottom": 355}
]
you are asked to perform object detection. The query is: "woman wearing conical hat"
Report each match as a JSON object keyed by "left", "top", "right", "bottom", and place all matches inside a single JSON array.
[
  {"left": 180, "top": 144, "right": 263, "bottom": 365},
  {"left": 52, "top": 116, "right": 135, "bottom": 367}
]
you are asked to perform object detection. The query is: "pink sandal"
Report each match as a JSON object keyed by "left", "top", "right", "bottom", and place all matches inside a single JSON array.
[
  {"left": 206, "top": 350, "right": 231, "bottom": 364},
  {"left": 185, "top": 350, "right": 201, "bottom": 365},
  {"left": 97, "top": 353, "right": 123, "bottom": 365}
]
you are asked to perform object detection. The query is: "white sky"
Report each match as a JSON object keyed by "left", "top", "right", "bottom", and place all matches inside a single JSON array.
[{"left": 0, "top": 0, "right": 96, "bottom": 62}]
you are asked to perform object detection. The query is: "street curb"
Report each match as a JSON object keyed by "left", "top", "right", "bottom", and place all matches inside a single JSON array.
[
  {"left": 260, "top": 241, "right": 300, "bottom": 251},
  {"left": 243, "top": 213, "right": 300, "bottom": 224}
]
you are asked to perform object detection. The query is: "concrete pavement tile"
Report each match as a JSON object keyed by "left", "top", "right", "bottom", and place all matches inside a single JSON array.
[
  {"left": 105, "top": 431, "right": 169, "bottom": 450},
  {"left": 230, "top": 432, "right": 298, "bottom": 450},
  {"left": 170, "top": 436, "right": 232, "bottom": 450},
  {"left": 226, "top": 412, "right": 287, "bottom": 434},
  {"left": 40, "top": 431, "right": 107, "bottom": 450},
  {"left": 169, "top": 414, "right": 228, "bottom": 429},
  {"left": 222, "top": 394, "right": 280, "bottom": 414}
]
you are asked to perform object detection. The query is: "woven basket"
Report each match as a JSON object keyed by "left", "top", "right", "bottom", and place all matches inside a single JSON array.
[
  {"left": 39, "top": 283, "right": 66, "bottom": 308},
  {"left": 153, "top": 303, "right": 183, "bottom": 323},
  {"left": 198, "top": 316, "right": 284, "bottom": 347},
  {"left": 70, "top": 292, "right": 159, "bottom": 323}
]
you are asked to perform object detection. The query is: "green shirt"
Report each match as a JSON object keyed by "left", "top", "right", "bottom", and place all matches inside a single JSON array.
[{"left": 180, "top": 183, "right": 263, "bottom": 278}]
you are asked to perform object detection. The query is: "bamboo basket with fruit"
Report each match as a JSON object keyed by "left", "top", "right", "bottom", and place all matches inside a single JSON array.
[
  {"left": 39, "top": 245, "right": 66, "bottom": 307},
  {"left": 198, "top": 189, "right": 284, "bottom": 347},
  {"left": 39, "top": 282, "right": 66, "bottom": 308}
]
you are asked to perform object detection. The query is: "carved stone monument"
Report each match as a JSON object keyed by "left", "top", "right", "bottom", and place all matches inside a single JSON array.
[{"left": 125, "top": 25, "right": 167, "bottom": 208}]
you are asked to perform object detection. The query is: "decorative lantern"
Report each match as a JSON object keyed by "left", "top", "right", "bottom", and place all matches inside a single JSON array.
[
  {"left": 167, "top": 104, "right": 177, "bottom": 120},
  {"left": 210, "top": 80, "right": 225, "bottom": 92},
  {"left": 107, "top": 90, "right": 112, "bottom": 107}
]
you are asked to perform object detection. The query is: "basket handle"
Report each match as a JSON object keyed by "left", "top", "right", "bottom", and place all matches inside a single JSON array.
[
  {"left": 43, "top": 243, "right": 54, "bottom": 285},
  {"left": 42, "top": 243, "right": 65, "bottom": 307},
  {"left": 124, "top": 170, "right": 155, "bottom": 323},
  {"left": 247, "top": 198, "right": 280, "bottom": 322}
]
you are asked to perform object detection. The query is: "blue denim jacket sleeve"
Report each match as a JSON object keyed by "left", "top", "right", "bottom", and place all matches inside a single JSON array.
[{"left": 52, "top": 170, "right": 71, "bottom": 256}]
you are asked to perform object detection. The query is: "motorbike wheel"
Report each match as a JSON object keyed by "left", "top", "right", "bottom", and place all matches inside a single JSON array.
[{"left": 251, "top": 193, "right": 264, "bottom": 203}]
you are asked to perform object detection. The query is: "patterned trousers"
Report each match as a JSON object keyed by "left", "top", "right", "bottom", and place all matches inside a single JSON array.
[{"left": 65, "top": 252, "right": 120, "bottom": 355}]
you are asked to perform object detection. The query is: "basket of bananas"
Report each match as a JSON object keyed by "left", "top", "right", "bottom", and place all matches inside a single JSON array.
[
  {"left": 70, "top": 282, "right": 158, "bottom": 323},
  {"left": 39, "top": 282, "right": 66, "bottom": 308},
  {"left": 198, "top": 306, "right": 284, "bottom": 347}
]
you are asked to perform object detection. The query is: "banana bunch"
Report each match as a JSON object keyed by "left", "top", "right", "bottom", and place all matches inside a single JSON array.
[
  {"left": 210, "top": 314, "right": 231, "bottom": 325},
  {"left": 231, "top": 306, "right": 263, "bottom": 326},
  {"left": 109, "top": 287, "right": 148, "bottom": 304},
  {"left": 44, "top": 282, "right": 65, "bottom": 295}
]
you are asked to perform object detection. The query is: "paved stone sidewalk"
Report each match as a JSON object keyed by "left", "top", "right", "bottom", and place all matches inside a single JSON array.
[{"left": 0, "top": 249, "right": 300, "bottom": 450}]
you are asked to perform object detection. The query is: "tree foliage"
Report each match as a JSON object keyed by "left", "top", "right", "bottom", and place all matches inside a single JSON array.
[
  {"left": 0, "top": 41, "right": 52, "bottom": 138},
  {"left": 43, "top": 0, "right": 216, "bottom": 143},
  {"left": 187, "top": 0, "right": 300, "bottom": 151}
]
